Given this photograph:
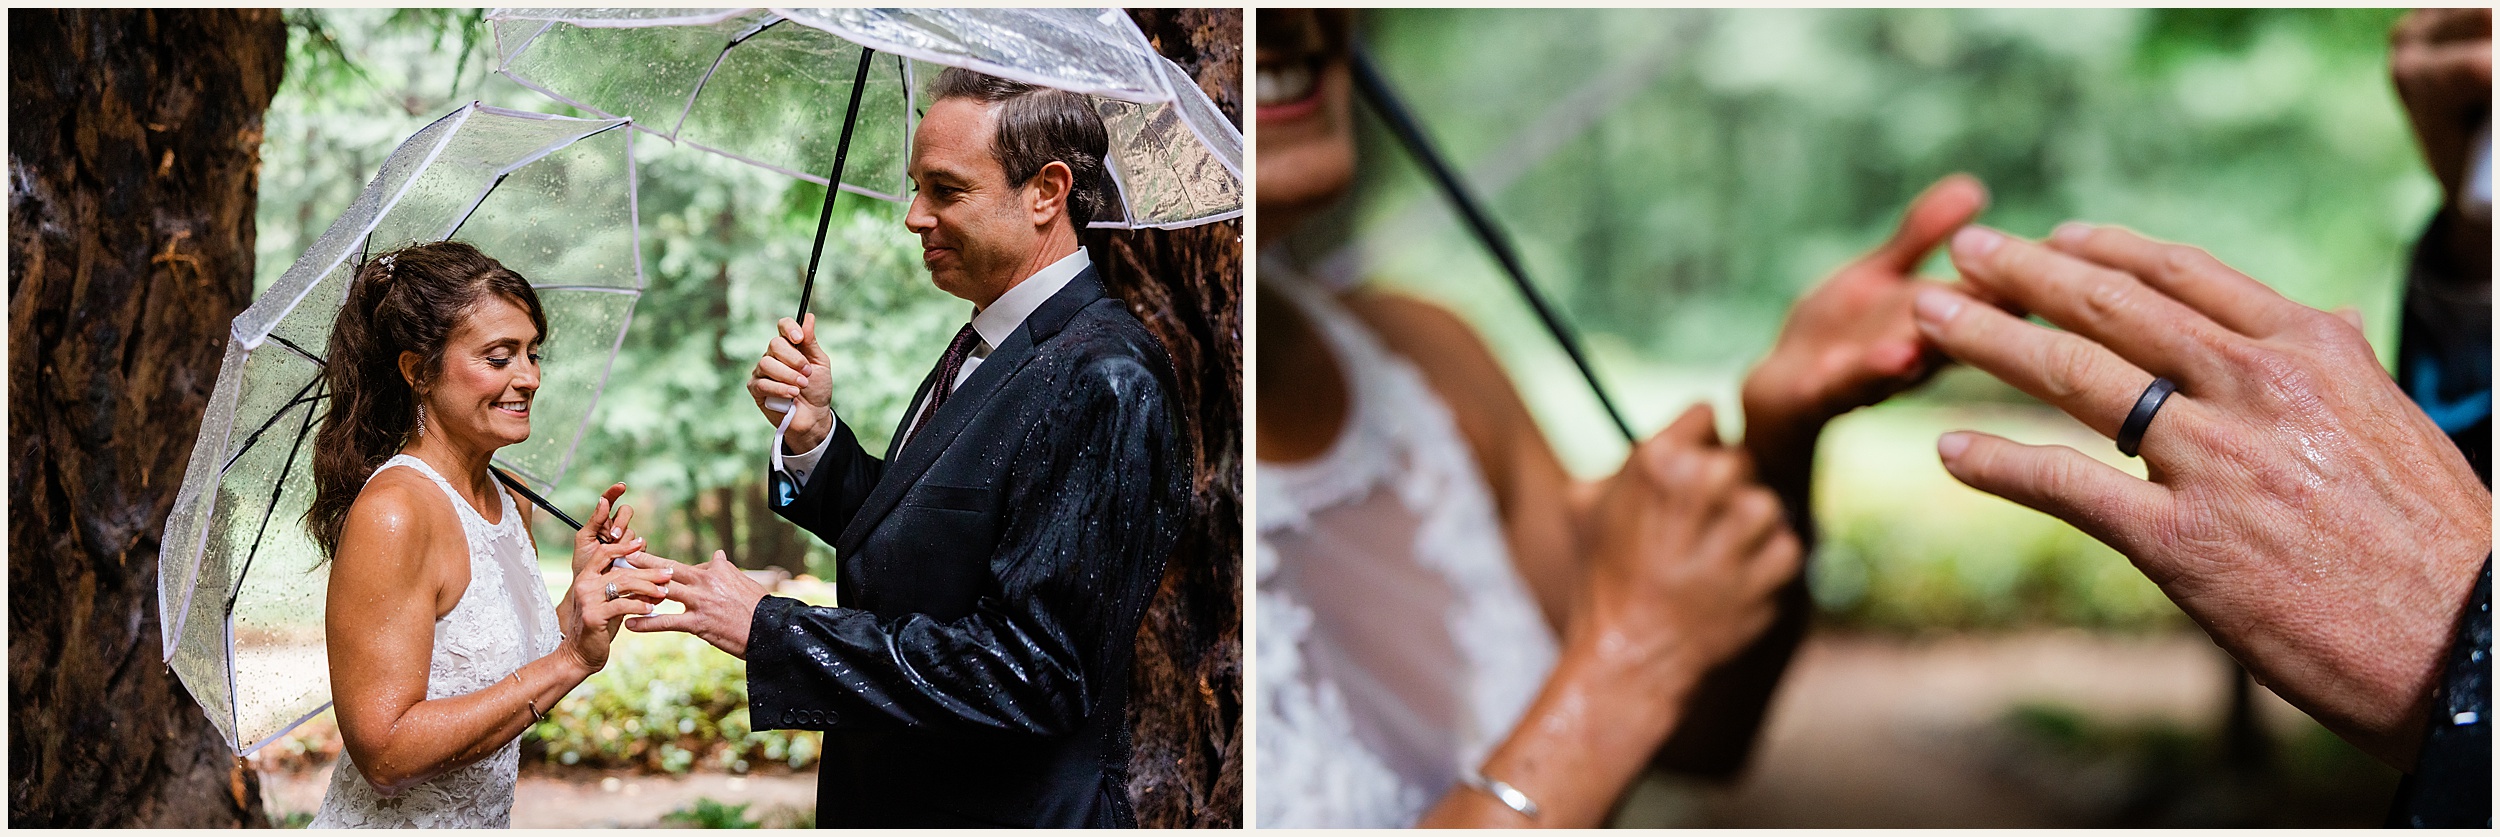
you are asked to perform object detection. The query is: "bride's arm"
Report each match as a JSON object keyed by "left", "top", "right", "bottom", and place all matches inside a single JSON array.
[
  {"left": 328, "top": 478, "right": 664, "bottom": 796},
  {"left": 1417, "top": 406, "right": 1799, "bottom": 827}
]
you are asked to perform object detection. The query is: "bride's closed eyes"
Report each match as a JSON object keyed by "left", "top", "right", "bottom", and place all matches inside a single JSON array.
[{"left": 485, "top": 350, "right": 544, "bottom": 369}]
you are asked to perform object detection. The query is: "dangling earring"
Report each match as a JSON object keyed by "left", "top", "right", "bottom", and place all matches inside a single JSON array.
[{"left": 415, "top": 403, "right": 429, "bottom": 439}]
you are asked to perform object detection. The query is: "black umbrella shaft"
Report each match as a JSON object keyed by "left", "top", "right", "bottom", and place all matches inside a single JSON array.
[
  {"left": 798, "top": 47, "right": 879, "bottom": 320},
  {"left": 491, "top": 466, "right": 607, "bottom": 542},
  {"left": 1349, "top": 44, "right": 1637, "bottom": 444}
]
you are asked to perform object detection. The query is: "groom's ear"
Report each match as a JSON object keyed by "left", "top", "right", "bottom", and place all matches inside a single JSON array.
[{"left": 1028, "top": 160, "right": 1074, "bottom": 228}]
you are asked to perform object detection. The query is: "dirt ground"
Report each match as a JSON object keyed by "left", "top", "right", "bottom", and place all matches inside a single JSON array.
[
  {"left": 258, "top": 629, "right": 2399, "bottom": 828},
  {"left": 1611, "top": 629, "right": 2398, "bottom": 828},
  {"left": 261, "top": 763, "right": 820, "bottom": 828}
]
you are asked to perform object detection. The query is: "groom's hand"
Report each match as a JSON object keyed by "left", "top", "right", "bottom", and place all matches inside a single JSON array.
[
  {"left": 748, "top": 314, "right": 835, "bottom": 454},
  {"left": 627, "top": 550, "right": 767, "bottom": 659}
]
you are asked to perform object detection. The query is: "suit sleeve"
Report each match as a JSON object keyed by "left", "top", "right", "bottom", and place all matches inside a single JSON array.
[
  {"left": 771, "top": 413, "right": 886, "bottom": 544},
  {"left": 745, "top": 352, "right": 1186, "bottom": 738}
]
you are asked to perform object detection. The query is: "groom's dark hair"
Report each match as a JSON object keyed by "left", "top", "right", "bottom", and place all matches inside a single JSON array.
[{"left": 930, "top": 67, "right": 1118, "bottom": 229}]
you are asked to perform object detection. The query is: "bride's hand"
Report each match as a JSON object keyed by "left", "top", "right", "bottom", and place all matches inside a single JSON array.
[
  {"left": 573, "top": 483, "right": 643, "bottom": 575},
  {"left": 560, "top": 552, "right": 674, "bottom": 673},
  {"left": 1574, "top": 404, "right": 1802, "bottom": 698},
  {"left": 1743, "top": 174, "right": 1992, "bottom": 434}
]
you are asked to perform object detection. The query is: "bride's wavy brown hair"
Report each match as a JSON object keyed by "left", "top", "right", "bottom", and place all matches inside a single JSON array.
[{"left": 307, "top": 241, "right": 545, "bottom": 560}]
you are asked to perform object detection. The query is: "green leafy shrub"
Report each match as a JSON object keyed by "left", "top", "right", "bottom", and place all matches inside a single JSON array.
[
  {"left": 523, "top": 629, "right": 820, "bottom": 775},
  {"left": 663, "top": 797, "right": 761, "bottom": 829}
]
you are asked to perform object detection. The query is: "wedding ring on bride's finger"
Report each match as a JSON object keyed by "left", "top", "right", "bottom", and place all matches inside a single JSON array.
[{"left": 604, "top": 582, "right": 622, "bottom": 602}]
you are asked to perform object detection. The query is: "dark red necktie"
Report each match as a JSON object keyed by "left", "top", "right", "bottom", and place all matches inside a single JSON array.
[{"left": 906, "top": 323, "right": 981, "bottom": 447}]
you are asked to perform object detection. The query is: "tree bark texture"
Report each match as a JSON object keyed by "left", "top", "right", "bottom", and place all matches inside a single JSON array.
[
  {"left": 1105, "top": 8, "right": 1244, "bottom": 829},
  {"left": 8, "top": 9, "right": 286, "bottom": 827}
]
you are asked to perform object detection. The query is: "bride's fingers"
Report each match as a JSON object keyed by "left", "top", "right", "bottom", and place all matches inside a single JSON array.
[
  {"left": 625, "top": 612, "right": 694, "bottom": 633},
  {"left": 603, "top": 577, "right": 669, "bottom": 602},
  {"left": 605, "top": 504, "right": 635, "bottom": 543},
  {"left": 587, "top": 596, "right": 655, "bottom": 625}
]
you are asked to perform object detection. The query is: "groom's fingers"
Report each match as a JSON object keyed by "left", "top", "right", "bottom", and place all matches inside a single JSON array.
[
  {"left": 625, "top": 612, "right": 696, "bottom": 633},
  {"left": 2042, "top": 223, "right": 2302, "bottom": 340},
  {"left": 797, "top": 313, "right": 830, "bottom": 365},
  {"left": 757, "top": 355, "right": 809, "bottom": 388},
  {"left": 1934, "top": 431, "right": 2169, "bottom": 568},
  {"left": 1946, "top": 225, "right": 2234, "bottom": 385},
  {"left": 1912, "top": 285, "right": 2212, "bottom": 456},
  {"left": 764, "top": 338, "right": 810, "bottom": 377}
]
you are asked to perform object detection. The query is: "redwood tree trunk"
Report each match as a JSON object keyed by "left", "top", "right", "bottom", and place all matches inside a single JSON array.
[
  {"left": 8, "top": 9, "right": 286, "bottom": 827},
  {"left": 1107, "top": 9, "right": 1244, "bottom": 829}
]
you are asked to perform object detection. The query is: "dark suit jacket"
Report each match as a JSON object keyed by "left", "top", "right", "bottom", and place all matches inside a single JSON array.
[{"left": 750, "top": 265, "right": 1189, "bottom": 828}]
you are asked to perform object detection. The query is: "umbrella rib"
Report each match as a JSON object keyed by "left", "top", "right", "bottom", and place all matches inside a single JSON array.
[
  {"left": 223, "top": 376, "right": 326, "bottom": 616},
  {"left": 528, "top": 284, "right": 642, "bottom": 295},
  {"left": 219, "top": 374, "right": 330, "bottom": 477},
  {"left": 670, "top": 15, "right": 783, "bottom": 140}
]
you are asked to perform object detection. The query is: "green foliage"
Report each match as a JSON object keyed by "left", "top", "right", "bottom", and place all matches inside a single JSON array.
[
  {"left": 1319, "top": 9, "right": 2438, "bottom": 631},
  {"left": 523, "top": 629, "right": 821, "bottom": 775},
  {"left": 663, "top": 797, "right": 761, "bottom": 829}
]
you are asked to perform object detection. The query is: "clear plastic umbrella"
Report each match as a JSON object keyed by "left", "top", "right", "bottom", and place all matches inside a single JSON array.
[
  {"left": 157, "top": 103, "right": 643, "bottom": 755},
  {"left": 486, "top": 7, "right": 1243, "bottom": 231}
]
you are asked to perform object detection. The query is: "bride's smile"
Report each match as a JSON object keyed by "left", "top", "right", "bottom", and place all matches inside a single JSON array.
[{"left": 420, "top": 295, "right": 543, "bottom": 448}]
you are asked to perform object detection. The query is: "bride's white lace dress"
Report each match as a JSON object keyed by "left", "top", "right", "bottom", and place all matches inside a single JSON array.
[
  {"left": 1256, "top": 273, "right": 1561, "bottom": 828},
  {"left": 311, "top": 454, "right": 559, "bottom": 829}
]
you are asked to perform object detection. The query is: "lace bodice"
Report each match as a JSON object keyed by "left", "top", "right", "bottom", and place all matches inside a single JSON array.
[
  {"left": 1255, "top": 272, "right": 1561, "bottom": 828},
  {"left": 312, "top": 454, "right": 559, "bottom": 829}
]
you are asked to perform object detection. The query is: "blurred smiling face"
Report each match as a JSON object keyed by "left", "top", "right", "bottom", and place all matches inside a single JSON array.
[
  {"left": 1257, "top": 9, "right": 1356, "bottom": 235},
  {"left": 906, "top": 97, "right": 1037, "bottom": 307},
  {"left": 418, "top": 294, "right": 542, "bottom": 449}
]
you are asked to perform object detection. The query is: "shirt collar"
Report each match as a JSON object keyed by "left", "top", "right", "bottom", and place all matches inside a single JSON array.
[{"left": 970, "top": 248, "right": 1089, "bottom": 350}]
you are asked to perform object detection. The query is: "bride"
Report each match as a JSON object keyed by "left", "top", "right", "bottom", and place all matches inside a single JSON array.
[{"left": 303, "top": 241, "right": 672, "bottom": 827}]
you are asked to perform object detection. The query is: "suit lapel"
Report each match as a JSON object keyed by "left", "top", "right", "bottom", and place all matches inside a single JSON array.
[{"left": 836, "top": 267, "right": 1108, "bottom": 553}]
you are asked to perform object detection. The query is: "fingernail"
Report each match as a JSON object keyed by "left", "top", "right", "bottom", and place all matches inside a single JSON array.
[
  {"left": 1951, "top": 226, "right": 2002, "bottom": 260},
  {"left": 1937, "top": 431, "right": 1973, "bottom": 461},
  {"left": 2050, "top": 221, "right": 2091, "bottom": 246},
  {"left": 1913, "top": 286, "right": 1964, "bottom": 325}
]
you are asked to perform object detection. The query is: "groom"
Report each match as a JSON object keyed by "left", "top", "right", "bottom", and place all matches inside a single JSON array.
[{"left": 630, "top": 68, "right": 1189, "bottom": 828}]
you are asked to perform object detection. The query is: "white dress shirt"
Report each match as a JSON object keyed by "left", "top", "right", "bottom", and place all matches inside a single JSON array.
[{"left": 776, "top": 247, "right": 1092, "bottom": 486}]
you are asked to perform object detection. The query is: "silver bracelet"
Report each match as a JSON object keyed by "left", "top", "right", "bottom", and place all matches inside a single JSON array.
[{"left": 1458, "top": 769, "right": 1541, "bottom": 821}]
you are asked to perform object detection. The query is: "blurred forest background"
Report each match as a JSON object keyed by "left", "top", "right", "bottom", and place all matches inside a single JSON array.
[
  {"left": 1274, "top": 7, "right": 2435, "bottom": 633},
  {"left": 1263, "top": 8, "right": 2440, "bottom": 826}
]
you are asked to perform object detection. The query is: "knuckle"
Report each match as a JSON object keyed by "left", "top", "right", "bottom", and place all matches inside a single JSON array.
[
  {"left": 2037, "top": 337, "right": 2097, "bottom": 404},
  {"left": 2078, "top": 273, "right": 2134, "bottom": 324},
  {"left": 2156, "top": 245, "right": 2209, "bottom": 282}
]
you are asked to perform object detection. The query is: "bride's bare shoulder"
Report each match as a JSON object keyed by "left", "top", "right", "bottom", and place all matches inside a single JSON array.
[{"left": 336, "top": 468, "right": 456, "bottom": 575}]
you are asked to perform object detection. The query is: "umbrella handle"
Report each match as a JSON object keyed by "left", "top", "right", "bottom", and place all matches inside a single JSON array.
[{"left": 490, "top": 466, "right": 614, "bottom": 544}]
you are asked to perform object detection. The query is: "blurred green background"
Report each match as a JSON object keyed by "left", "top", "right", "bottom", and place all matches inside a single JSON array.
[{"left": 1273, "top": 8, "right": 2438, "bottom": 632}]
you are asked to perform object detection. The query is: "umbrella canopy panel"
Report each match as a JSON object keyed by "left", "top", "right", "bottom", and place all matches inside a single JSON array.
[
  {"left": 493, "top": 10, "right": 915, "bottom": 202},
  {"left": 158, "top": 103, "right": 640, "bottom": 755},
  {"left": 490, "top": 7, "right": 1241, "bottom": 230}
]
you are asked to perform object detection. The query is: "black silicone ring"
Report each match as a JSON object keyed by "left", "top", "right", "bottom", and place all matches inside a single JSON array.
[{"left": 2115, "top": 377, "right": 2176, "bottom": 458}]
